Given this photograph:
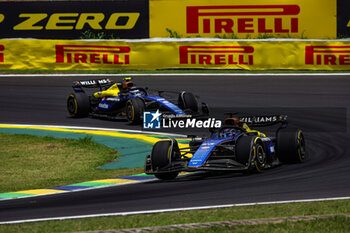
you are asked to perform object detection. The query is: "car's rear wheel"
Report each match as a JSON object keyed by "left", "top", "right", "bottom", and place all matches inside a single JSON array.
[
  {"left": 235, "top": 136, "right": 266, "bottom": 173},
  {"left": 151, "top": 140, "right": 179, "bottom": 180},
  {"left": 178, "top": 92, "right": 198, "bottom": 112},
  {"left": 126, "top": 98, "right": 145, "bottom": 125},
  {"left": 276, "top": 128, "right": 305, "bottom": 163},
  {"left": 67, "top": 93, "right": 90, "bottom": 118}
]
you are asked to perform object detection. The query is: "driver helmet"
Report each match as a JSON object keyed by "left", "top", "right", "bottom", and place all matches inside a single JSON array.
[
  {"left": 220, "top": 128, "right": 236, "bottom": 138},
  {"left": 224, "top": 117, "right": 240, "bottom": 126},
  {"left": 122, "top": 77, "right": 134, "bottom": 89}
]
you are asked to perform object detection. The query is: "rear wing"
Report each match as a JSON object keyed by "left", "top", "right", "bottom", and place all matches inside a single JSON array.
[
  {"left": 72, "top": 78, "right": 115, "bottom": 92},
  {"left": 238, "top": 115, "right": 287, "bottom": 126},
  {"left": 73, "top": 78, "right": 114, "bottom": 89}
]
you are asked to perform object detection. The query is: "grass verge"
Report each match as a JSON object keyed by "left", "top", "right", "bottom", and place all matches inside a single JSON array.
[
  {"left": 0, "top": 133, "right": 143, "bottom": 193},
  {"left": 166, "top": 216, "right": 350, "bottom": 233},
  {"left": 0, "top": 199, "right": 349, "bottom": 233}
]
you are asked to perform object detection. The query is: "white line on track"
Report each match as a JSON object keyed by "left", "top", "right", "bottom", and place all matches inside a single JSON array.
[
  {"left": 1, "top": 196, "right": 350, "bottom": 225},
  {"left": 0, "top": 73, "right": 349, "bottom": 78}
]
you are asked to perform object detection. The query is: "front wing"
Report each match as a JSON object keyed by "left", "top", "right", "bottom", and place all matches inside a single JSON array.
[{"left": 144, "top": 154, "right": 250, "bottom": 175}]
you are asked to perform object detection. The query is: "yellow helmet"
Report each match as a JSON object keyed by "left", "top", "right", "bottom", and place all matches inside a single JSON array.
[{"left": 122, "top": 77, "right": 134, "bottom": 89}]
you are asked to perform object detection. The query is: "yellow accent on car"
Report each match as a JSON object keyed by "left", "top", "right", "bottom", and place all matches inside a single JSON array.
[
  {"left": 167, "top": 145, "right": 172, "bottom": 160},
  {"left": 242, "top": 123, "right": 266, "bottom": 137},
  {"left": 126, "top": 100, "right": 135, "bottom": 122},
  {"left": 67, "top": 94, "right": 78, "bottom": 115},
  {"left": 297, "top": 130, "right": 304, "bottom": 162},
  {"left": 254, "top": 160, "right": 262, "bottom": 173},
  {"left": 253, "top": 137, "right": 264, "bottom": 173},
  {"left": 93, "top": 83, "right": 120, "bottom": 98}
]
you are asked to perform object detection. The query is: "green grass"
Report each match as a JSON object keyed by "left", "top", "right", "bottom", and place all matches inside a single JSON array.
[
  {"left": 0, "top": 200, "right": 349, "bottom": 233},
  {"left": 0, "top": 133, "right": 143, "bottom": 193},
  {"left": 164, "top": 216, "right": 350, "bottom": 233}
]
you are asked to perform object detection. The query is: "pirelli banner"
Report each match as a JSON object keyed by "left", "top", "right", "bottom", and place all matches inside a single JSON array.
[
  {"left": 0, "top": 39, "right": 349, "bottom": 70},
  {"left": 150, "top": 0, "right": 337, "bottom": 39},
  {"left": 0, "top": 1, "right": 149, "bottom": 39}
]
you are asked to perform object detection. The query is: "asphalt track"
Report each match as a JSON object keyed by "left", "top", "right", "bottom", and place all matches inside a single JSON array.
[{"left": 0, "top": 74, "right": 350, "bottom": 222}]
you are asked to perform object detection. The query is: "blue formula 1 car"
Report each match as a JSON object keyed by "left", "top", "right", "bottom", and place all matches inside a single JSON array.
[
  {"left": 66, "top": 77, "right": 209, "bottom": 124},
  {"left": 144, "top": 114, "right": 305, "bottom": 180}
]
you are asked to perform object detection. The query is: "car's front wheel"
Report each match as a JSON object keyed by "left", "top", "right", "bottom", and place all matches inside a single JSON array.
[
  {"left": 126, "top": 98, "right": 145, "bottom": 125},
  {"left": 178, "top": 92, "right": 198, "bottom": 112},
  {"left": 235, "top": 136, "right": 266, "bottom": 173},
  {"left": 151, "top": 140, "right": 179, "bottom": 180}
]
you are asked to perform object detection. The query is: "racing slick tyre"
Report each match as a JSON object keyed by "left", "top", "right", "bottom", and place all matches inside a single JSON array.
[
  {"left": 235, "top": 136, "right": 266, "bottom": 173},
  {"left": 67, "top": 93, "right": 90, "bottom": 118},
  {"left": 151, "top": 140, "right": 180, "bottom": 180},
  {"left": 178, "top": 92, "right": 198, "bottom": 112},
  {"left": 276, "top": 128, "right": 305, "bottom": 163},
  {"left": 126, "top": 98, "right": 145, "bottom": 125}
]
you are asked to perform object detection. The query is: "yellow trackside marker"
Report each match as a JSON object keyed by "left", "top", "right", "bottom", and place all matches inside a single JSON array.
[
  {"left": 0, "top": 125, "right": 161, "bottom": 144},
  {"left": 15, "top": 189, "right": 66, "bottom": 195},
  {"left": 347, "top": 20, "right": 350, "bottom": 27},
  {"left": 0, "top": 14, "right": 4, "bottom": 24},
  {"left": 91, "top": 179, "right": 136, "bottom": 184}
]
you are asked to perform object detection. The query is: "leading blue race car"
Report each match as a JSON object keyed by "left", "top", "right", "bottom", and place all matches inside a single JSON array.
[
  {"left": 144, "top": 114, "right": 305, "bottom": 180},
  {"left": 67, "top": 77, "right": 209, "bottom": 124}
]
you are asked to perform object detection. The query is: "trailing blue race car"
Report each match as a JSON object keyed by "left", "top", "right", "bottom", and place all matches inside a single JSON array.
[
  {"left": 67, "top": 77, "right": 209, "bottom": 124},
  {"left": 144, "top": 114, "right": 305, "bottom": 180}
]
